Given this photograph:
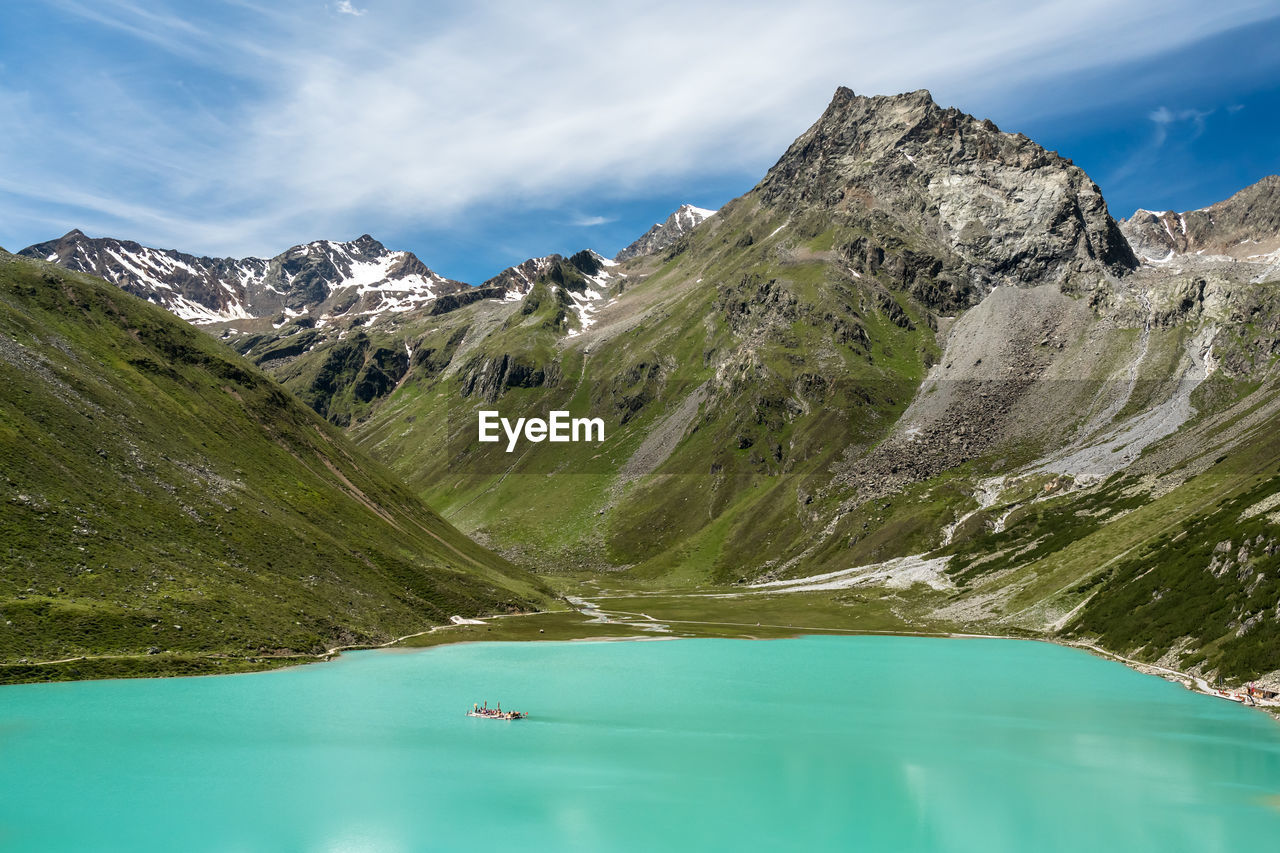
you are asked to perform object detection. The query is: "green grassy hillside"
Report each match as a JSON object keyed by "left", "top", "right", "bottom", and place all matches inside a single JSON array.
[
  {"left": 1061, "top": 407, "right": 1280, "bottom": 680},
  {"left": 0, "top": 251, "right": 552, "bottom": 681}
]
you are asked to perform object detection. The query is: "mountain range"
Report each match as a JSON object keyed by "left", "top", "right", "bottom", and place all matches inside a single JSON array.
[
  {"left": 20, "top": 230, "right": 471, "bottom": 326},
  {"left": 9, "top": 86, "right": 1280, "bottom": 687}
]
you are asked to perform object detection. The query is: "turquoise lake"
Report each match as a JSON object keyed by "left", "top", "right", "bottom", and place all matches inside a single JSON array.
[{"left": 3, "top": 636, "right": 1280, "bottom": 851}]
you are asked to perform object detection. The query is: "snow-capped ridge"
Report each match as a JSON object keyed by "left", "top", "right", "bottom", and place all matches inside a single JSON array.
[
  {"left": 19, "top": 230, "right": 466, "bottom": 326},
  {"left": 615, "top": 203, "right": 718, "bottom": 263},
  {"left": 482, "top": 255, "right": 559, "bottom": 301},
  {"left": 1119, "top": 175, "right": 1280, "bottom": 267}
]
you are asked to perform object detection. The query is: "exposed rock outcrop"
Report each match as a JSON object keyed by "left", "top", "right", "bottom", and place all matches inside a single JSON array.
[
  {"left": 1120, "top": 175, "right": 1280, "bottom": 264},
  {"left": 756, "top": 88, "right": 1137, "bottom": 306},
  {"left": 615, "top": 204, "right": 717, "bottom": 262}
]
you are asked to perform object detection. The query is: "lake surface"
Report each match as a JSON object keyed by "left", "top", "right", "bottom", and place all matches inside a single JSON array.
[{"left": 3, "top": 636, "right": 1280, "bottom": 851}]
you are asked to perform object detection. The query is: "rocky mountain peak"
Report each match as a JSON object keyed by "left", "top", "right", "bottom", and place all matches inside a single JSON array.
[
  {"left": 1121, "top": 174, "right": 1280, "bottom": 266},
  {"left": 615, "top": 203, "right": 717, "bottom": 263},
  {"left": 829, "top": 85, "right": 935, "bottom": 111},
  {"left": 481, "top": 255, "right": 561, "bottom": 298},
  {"left": 755, "top": 87, "right": 1136, "bottom": 304},
  {"left": 32, "top": 229, "right": 113, "bottom": 263}
]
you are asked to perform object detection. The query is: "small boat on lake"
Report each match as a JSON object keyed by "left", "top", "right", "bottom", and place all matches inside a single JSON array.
[{"left": 468, "top": 702, "right": 527, "bottom": 720}]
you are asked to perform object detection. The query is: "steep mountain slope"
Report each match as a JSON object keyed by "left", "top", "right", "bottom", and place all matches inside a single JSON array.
[
  {"left": 757, "top": 87, "right": 1137, "bottom": 310},
  {"left": 0, "top": 250, "right": 549, "bottom": 681},
  {"left": 18, "top": 231, "right": 468, "bottom": 326},
  {"left": 615, "top": 203, "right": 717, "bottom": 262},
  {"left": 923, "top": 349, "right": 1280, "bottom": 681}
]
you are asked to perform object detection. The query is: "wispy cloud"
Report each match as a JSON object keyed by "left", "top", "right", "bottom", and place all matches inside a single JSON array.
[
  {"left": 1148, "top": 105, "right": 1213, "bottom": 146},
  {"left": 42, "top": 0, "right": 284, "bottom": 73},
  {"left": 3, "top": 0, "right": 1278, "bottom": 258},
  {"left": 1101, "top": 100, "right": 1227, "bottom": 202},
  {"left": 571, "top": 215, "right": 616, "bottom": 227}
]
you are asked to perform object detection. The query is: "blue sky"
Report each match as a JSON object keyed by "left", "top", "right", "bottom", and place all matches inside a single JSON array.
[{"left": 1, "top": 1, "right": 1278, "bottom": 284}]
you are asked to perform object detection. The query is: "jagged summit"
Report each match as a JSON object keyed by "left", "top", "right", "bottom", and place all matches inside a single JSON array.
[
  {"left": 673, "top": 202, "right": 717, "bottom": 223},
  {"left": 1121, "top": 174, "right": 1280, "bottom": 264},
  {"left": 481, "top": 255, "right": 559, "bottom": 297},
  {"left": 615, "top": 203, "right": 717, "bottom": 262},
  {"left": 755, "top": 86, "right": 1136, "bottom": 307},
  {"left": 834, "top": 86, "right": 936, "bottom": 108},
  {"left": 19, "top": 231, "right": 467, "bottom": 326}
]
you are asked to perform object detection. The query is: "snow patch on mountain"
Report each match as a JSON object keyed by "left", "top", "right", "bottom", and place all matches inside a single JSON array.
[
  {"left": 566, "top": 251, "right": 619, "bottom": 338},
  {"left": 675, "top": 204, "right": 716, "bottom": 226},
  {"left": 480, "top": 256, "right": 558, "bottom": 302},
  {"left": 615, "top": 203, "right": 718, "bottom": 262}
]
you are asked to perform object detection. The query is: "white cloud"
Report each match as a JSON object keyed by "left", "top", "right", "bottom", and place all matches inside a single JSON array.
[
  {"left": 335, "top": 1, "right": 365, "bottom": 15},
  {"left": 5, "top": 0, "right": 1278, "bottom": 257},
  {"left": 571, "top": 215, "right": 616, "bottom": 227},
  {"left": 1148, "top": 105, "right": 1213, "bottom": 146}
]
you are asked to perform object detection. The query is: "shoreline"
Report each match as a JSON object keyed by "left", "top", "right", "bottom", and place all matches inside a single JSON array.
[
  {"left": 0, "top": 608, "right": 576, "bottom": 685},
  {"left": 1054, "top": 639, "right": 1280, "bottom": 717},
  {"left": 4, "top": 604, "right": 1277, "bottom": 720}
]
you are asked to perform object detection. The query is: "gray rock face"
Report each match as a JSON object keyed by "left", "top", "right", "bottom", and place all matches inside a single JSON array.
[
  {"left": 18, "top": 231, "right": 468, "bottom": 325},
  {"left": 755, "top": 88, "right": 1137, "bottom": 305},
  {"left": 1120, "top": 175, "right": 1280, "bottom": 262},
  {"left": 480, "top": 255, "right": 559, "bottom": 297},
  {"left": 615, "top": 203, "right": 716, "bottom": 262}
]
